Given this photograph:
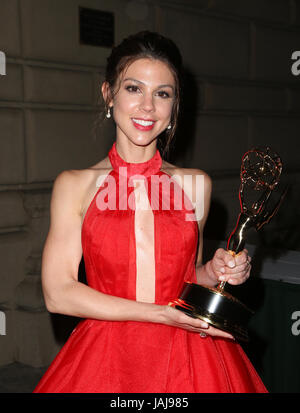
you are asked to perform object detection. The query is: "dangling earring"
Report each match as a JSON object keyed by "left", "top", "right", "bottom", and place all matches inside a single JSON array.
[
  {"left": 106, "top": 107, "right": 111, "bottom": 119},
  {"left": 167, "top": 124, "right": 171, "bottom": 130}
]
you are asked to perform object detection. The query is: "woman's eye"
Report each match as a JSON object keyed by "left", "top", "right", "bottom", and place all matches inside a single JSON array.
[
  {"left": 157, "top": 91, "right": 170, "bottom": 98},
  {"left": 126, "top": 85, "right": 140, "bottom": 93}
]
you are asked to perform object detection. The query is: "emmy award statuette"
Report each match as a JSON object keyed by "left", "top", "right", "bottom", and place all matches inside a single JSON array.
[{"left": 170, "top": 147, "right": 287, "bottom": 341}]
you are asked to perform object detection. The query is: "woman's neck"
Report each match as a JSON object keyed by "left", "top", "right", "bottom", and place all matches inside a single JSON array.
[{"left": 115, "top": 138, "right": 157, "bottom": 164}]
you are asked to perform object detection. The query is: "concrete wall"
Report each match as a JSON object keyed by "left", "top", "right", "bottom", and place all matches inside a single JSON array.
[{"left": 0, "top": 0, "right": 300, "bottom": 368}]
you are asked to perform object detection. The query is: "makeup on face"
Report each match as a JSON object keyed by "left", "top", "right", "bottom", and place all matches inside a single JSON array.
[{"left": 111, "top": 58, "right": 176, "bottom": 145}]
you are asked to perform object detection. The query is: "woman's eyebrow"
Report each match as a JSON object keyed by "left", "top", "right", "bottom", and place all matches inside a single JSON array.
[
  {"left": 123, "top": 77, "right": 174, "bottom": 90},
  {"left": 158, "top": 84, "right": 175, "bottom": 90},
  {"left": 123, "top": 77, "right": 143, "bottom": 84}
]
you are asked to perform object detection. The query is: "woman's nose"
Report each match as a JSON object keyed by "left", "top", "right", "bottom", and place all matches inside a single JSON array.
[{"left": 140, "top": 93, "right": 155, "bottom": 112}]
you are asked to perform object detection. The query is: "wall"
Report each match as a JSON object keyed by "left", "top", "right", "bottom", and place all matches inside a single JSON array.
[
  {"left": 0, "top": 0, "right": 300, "bottom": 374},
  {"left": 156, "top": 0, "right": 300, "bottom": 247}
]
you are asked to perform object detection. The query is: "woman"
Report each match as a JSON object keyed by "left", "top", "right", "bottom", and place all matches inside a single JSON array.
[{"left": 34, "top": 31, "right": 267, "bottom": 393}]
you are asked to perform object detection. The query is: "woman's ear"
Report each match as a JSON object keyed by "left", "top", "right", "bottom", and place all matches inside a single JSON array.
[{"left": 101, "top": 81, "right": 113, "bottom": 108}]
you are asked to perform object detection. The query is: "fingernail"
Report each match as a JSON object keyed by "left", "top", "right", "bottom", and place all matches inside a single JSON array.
[
  {"left": 201, "top": 322, "right": 209, "bottom": 329},
  {"left": 229, "top": 260, "right": 235, "bottom": 268},
  {"left": 219, "top": 276, "right": 225, "bottom": 281},
  {"left": 220, "top": 267, "right": 225, "bottom": 274}
]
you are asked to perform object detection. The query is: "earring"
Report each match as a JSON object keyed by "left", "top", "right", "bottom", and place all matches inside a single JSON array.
[
  {"left": 106, "top": 107, "right": 111, "bottom": 119},
  {"left": 167, "top": 124, "right": 171, "bottom": 130}
]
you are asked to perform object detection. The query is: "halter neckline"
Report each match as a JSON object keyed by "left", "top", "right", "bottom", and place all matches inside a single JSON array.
[{"left": 108, "top": 142, "right": 162, "bottom": 178}]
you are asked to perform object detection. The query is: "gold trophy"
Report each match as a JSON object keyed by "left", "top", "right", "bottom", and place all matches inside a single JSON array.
[{"left": 171, "top": 147, "right": 286, "bottom": 341}]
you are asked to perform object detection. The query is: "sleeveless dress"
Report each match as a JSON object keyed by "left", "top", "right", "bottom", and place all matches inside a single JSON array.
[{"left": 33, "top": 142, "right": 267, "bottom": 393}]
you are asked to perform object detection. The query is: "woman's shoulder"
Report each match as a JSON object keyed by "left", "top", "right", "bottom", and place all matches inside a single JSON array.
[
  {"left": 161, "top": 160, "right": 212, "bottom": 190},
  {"left": 51, "top": 156, "right": 112, "bottom": 216},
  {"left": 55, "top": 155, "right": 112, "bottom": 185}
]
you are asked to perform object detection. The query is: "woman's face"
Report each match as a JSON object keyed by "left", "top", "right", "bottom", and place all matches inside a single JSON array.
[{"left": 105, "top": 58, "right": 176, "bottom": 147}]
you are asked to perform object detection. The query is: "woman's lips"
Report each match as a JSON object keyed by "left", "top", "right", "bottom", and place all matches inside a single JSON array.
[{"left": 132, "top": 118, "right": 156, "bottom": 131}]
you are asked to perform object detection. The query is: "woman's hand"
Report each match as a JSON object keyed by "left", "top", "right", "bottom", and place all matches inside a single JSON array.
[
  {"left": 208, "top": 248, "right": 252, "bottom": 286},
  {"left": 161, "top": 305, "right": 234, "bottom": 340}
]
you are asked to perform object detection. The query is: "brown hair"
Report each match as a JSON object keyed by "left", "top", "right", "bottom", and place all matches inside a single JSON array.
[{"left": 98, "top": 31, "right": 184, "bottom": 158}]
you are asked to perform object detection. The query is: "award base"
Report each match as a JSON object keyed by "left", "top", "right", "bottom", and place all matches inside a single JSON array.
[{"left": 171, "top": 282, "right": 254, "bottom": 342}]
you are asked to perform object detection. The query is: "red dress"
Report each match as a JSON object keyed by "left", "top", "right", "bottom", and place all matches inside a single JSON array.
[{"left": 34, "top": 142, "right": 267, "bottom": 393}]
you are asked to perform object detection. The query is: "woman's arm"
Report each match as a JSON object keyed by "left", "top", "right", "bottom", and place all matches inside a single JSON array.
[
  {"left": 193, "top": 172, "right": 218, "bottom": 287},
  {"left": 193, "top": 171, "right": 251, "bottom": 287}
]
